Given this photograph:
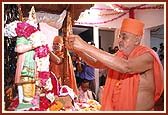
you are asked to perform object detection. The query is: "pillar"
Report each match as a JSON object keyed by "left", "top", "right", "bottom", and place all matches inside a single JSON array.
[{"left": 93, "top": 26, "right": 99, "bottom": 96}]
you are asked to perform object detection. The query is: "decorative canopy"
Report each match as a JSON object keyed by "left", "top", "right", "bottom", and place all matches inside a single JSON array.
[{"left": 20, "top": 4, "right": 93, "bottom": 21}]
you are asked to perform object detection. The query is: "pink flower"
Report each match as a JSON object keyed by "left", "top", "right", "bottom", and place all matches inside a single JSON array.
[
  {"left": 39, "top": 72, "right": 50, "bottom": 85},
  {"left": 15, "top": 22, "right": 37, "bottom": 38},
  {"left": 31, "top": 98, "right": 38, "bottom": 106},
  {"left": 34, "top": 45, "right": 49, "bottom": 58},
  {"left": 39, "top": 71, "right": 50, "bottom": 79},
  {"left": 31, "top": 95, "right": 39, "bottom": 106}
]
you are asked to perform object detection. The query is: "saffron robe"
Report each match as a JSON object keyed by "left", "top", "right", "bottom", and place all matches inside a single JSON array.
[{"left": 101, "top": 46, "right": 164, "bottom": 111}]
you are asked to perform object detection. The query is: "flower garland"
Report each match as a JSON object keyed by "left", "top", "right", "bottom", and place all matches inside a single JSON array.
[
  {"left": 114, "top": 4, "right": 146, "bottom": 10},
  {"left": 114, "top": 4, "right": 163, "bottom": 18},
  {"left": 91, "top": 7, "right": 124, "bottom": 11},
  {"left": 98, "top": 12, "right": 123, "bottom": 16},
  {"left": 5, "top": 20, "right": 84, "bottom": 111},
  {"left": 136, "top": 4, "right": 164, "bottom": 10},
  {"left": 75, "top": 12, "right": 127, "bottom": 25},
  {"left": 15, "top": 21, "right": 54, "bottom": 108},
  {"left": 92, "top": 4, "right": 163, "bottom": 11},
  {"left": 4, "top": 20, "right": 61, "bottom": 110},
  {"left": 76, "top": 4, "right": 164, "bottom": 25},
  {"left": 114, "top": 4, "right": 164, "bottom": 10}
]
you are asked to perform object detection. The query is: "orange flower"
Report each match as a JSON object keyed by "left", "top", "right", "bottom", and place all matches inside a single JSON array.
[{"left": 49, "top": 101, "right": 63, "bottom": 111}]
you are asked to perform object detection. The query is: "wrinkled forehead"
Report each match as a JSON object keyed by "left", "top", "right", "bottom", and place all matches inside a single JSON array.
[
  {"left": 119, "top": 31, "right": 138, "bottom": 39},
  {"left": 119, "top": 31, "right": 136, "bottom": 36}
]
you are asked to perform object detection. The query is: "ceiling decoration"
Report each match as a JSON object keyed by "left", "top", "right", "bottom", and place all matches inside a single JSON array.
[
  {"left": 75, "top": 4, "right": 164, "bottom": 25},
  {"left": 20, "top": 4, "right": 93, "bottom": 22}
]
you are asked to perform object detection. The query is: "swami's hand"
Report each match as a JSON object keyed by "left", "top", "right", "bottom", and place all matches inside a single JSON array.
[{"left": 66, "top": 35, "right": 86, "bottom": 51}]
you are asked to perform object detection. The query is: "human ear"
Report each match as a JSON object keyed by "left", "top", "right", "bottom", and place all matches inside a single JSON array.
[{"left": 134, "top": 36, "right": 141, "bottom": 45}]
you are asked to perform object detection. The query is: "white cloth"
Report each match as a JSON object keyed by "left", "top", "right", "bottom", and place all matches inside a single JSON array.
[
  {"left": 36, "top": 10, "right": 67, "bottom": 29},
  {"left": 39, "top": 22, "right": 58, "bottom": 51},
  {"left": 17, "top": 85, "right": 23, "bottom": 103},
  {"left": 59, "top": 85, "right": 75, "bottom": 100},
  {"left": 78, "top": 86, "right": 94, "bottom": 102}
]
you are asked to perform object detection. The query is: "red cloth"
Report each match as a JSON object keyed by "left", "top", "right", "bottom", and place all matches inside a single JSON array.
[
  {"left": 50, "top": 72, "right": 60, "bottom": 95},
  {"left": 101, "top": 46, "right": 164, "bottom": 111},
  {"left": 50, "top": 52, "right": 78, "bottom": 95}
]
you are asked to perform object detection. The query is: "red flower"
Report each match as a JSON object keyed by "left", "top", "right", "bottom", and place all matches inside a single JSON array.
[
  {"left": 39, "top": 96, "right": 51, "bottom": 110},
  {"left": 62, "top": 87, "right": 68, "bottom": 93}
]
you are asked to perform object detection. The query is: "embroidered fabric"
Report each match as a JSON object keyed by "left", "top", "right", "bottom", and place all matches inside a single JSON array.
[{"left": 36, "top": 10, "right": 67, "bottom": 29}]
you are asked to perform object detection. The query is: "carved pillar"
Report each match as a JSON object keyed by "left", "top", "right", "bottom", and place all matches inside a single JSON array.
[{"left": 62, "top": 11, "right": 73, "bottom": 86}]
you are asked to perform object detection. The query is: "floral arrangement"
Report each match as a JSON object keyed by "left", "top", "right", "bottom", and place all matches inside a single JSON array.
[
  {"left": 4, "top": 6, "right": 60, "bottom": 111},
  {"left": 15, "top": 22, "right": 38, "bottom": 38},
  {"left": 4, "top": 20, "right": 20, "bottom": 38},
  {"left": 4, "top": 17, "right": 74, "bottom": 111},
  {"left": 4, "top": 6, "right": 102, "bottom": 112},
  {"left": 74, "top": 99, "right": 101, "bottom": 111},
  {"left": 49, "top": 101, "right": 63, "bottom": 111}
]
